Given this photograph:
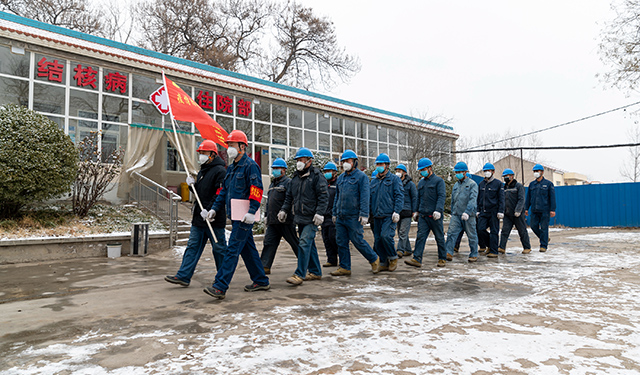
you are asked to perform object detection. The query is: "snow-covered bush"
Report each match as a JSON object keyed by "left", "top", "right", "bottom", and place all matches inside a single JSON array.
[{"left": 0, "top": 104, "right": 78, "bottom": 218}]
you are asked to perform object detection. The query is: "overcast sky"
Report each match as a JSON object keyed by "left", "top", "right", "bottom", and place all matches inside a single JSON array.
[{"left": 295, "top": 0, "right": 638, "bottom": 182}]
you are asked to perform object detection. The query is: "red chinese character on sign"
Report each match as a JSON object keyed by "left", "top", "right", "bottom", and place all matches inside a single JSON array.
[
  {"left": 37, "top": 57, "right": 64, "bottom": 83},
  {"left": 216, "top": 94, "right": 233, "bottom": 114},
  {"left": 197, "top": 90, "right": 214, "bottom": 110},
  {"left": 104, "top": 72, "right": 127, "bottom": 94},
  {"left": 73, "top": 64, "right": 97, "bottom": 89},
  {"left": 237, "top": 99, "right": 252, "bottom": 117}
]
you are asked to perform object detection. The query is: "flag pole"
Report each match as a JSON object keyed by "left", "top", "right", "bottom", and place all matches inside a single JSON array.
[{"left": 162, "top": 71, "right": 217, "bottom": 236}]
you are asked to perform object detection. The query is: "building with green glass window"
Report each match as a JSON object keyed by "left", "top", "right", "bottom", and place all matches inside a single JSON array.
[{"left": 0, "top": 12, "right": 458, "bottom": 198}]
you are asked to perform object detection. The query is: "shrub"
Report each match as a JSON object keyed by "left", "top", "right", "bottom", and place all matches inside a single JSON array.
[{"left": 0, "top": 105, "right": 78, "bottom": 218}]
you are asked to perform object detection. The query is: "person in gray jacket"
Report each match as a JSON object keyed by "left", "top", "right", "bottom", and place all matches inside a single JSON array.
[{"left": 498, "top": 169, "right": 531, "bottom": 254}]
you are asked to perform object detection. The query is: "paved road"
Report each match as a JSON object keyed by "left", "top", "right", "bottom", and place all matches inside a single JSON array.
[{"left": 1, "top": 227, "right": 640, "bottom": 374}]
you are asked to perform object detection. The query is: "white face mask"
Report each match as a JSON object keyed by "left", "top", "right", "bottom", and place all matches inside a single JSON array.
[
  {"left": 533, "top": 172, "right": 541, "bottom": 179},
  {"left": 484, "top": 171, "right": 492, "bottom": 178},
  {"left": 198, "top": 154, "right": 209, "bottom": 165},
  {"left": 227, "top": 147, "right": 238, "bottom": 161},
  {"left": 343, "top": 162, "right": 352, "bottom": 171},
  {"left": 395, "top": 172, "right": 403, "bottom": 178},
  {"left": 296, "top": 161, "right": 306, "bottom": 171}
]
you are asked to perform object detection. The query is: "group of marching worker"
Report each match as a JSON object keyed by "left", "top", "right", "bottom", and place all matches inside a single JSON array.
[{"left": 164, "top": 130, "right": 557, "bottom": 300}]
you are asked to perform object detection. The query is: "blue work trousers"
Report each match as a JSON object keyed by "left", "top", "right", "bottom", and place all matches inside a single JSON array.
[
  {"left": 294, "top": 224, "right": 322, "bottom": 278},
  {"left": 478, "top": 214, "right": 500, "bottom": 254},
  {"left": 336, "top": 216, "right": 378, "bottom": 271},
  {"left": 413, "top": 214, "right": 446, "bottom": 262},
  {"left": 499, "top": 214, "right": 531, "bottom": 250},
  {"left": 212, "top": 221, "right": 269, "bottom": 292},
  {"left": 321, "top": 223, "right": 338, "bottom": 264},
  {"left": 530, "top": 212, "right": 550, "bottom": 249},
  {"left": 446, "top": 215, "right": 478, "bottom": 258},
  {"left": 260, "top": 223, "right": 299, "bottom": 270},
  {"left": 373, "top": 217, "right": 397, "bottom": 266},
  {"left": 175, "top": 225, "right": 227, "bottom": 283},
  {"left": 396, "top": 217, "right": 412, "bottom": 254}
]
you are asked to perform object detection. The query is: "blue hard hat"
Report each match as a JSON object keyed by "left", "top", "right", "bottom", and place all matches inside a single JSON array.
[
  {"left": 271, "top": 157, "right": 287, "bottom": 169},
  {"left": 417, "top": 158, "right": 433, "bottom": 170},
  {"left": 372, "top": 170, "right": 378, "bottom": 177},
  {"left": 294, "top": 147, "right": 314, "bottom": 159},
  {"left": 323, "top": 162, "right": 337, "bottom": 171},
  {"left": 483, "top": 162, "right": 495, "bottom": 171},
  {"left": 533, "top": 164, "right": 544, "bottom": 171},
  {"left": 375, "top": 153, "right": 391, "bottom": 164},
  {"left": 341, "top": 149, "right": 358, "bottom": 161},
  {"left": 453, "top": 161, "right": 468, "bottom": 172},
  {"left": 502, "top": 168, "right": 514, "bottom": 176},
  {"left": 395, "top": 164, "right": 407, "bottom": 173}
]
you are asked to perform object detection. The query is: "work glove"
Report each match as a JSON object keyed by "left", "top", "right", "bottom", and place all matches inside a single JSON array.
[
  {"left": 241, "top": 213, "right": 255, "bottom": 224},
  {"left": 497, "top": 213, "right": 504, "bottom": 219},
  {"left": 412, "top": 212, "right": 419, "bottom": 221},
  {"left": 461, "top": 212, "right": 469, "bottom": 221},
  {"left": 476, "top": 212, "right": 480, "bottom": 217},
  {"left": 277, "top": 210, "right": 287, "bottom": 223},
  {"left": 200, "top": 209, "right": 209, "bottom": 220},
  {"left": 392, "top": 212, "right": 400, "bottom": 223},
  {"left": 313, "top": 214, "right": 324, "bottom": 226},
  {"left": 514, "top": 212, "right": 521, "bottom": 217},
  {"left": 359, "top": 216, "right": 369, "bottom": 226},
  {"left": 332, "top": 216, "right": 337, "bottom": 224},
  {"left": 186, "top": 176, "right": 195, "bottom": 185},
  {"left": 206, "top": 210, "right": 216, "bottom": 222},
  {"left": 432, "top": 211, "right": 441, "bottom": 221}
]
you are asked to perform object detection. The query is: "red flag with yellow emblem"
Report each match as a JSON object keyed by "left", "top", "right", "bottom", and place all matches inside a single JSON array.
[{"left": 162, "top": 73, "right": 228, "bottom": 148}]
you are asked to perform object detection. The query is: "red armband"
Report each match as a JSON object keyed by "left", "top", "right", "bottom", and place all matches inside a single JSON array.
[
  {"left": 215, "top": 187, "right": 222, "bottom": 195},
  {"left": 249, "top": 185, "right": 263, "bottom": 202}
]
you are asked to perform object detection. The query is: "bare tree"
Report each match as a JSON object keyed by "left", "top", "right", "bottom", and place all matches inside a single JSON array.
[
  {"left": 404, "top": 112, "right": 454, "bottom": 181},
  {"left": 98, "top": 0, "right": 136, "bottom": 44},
  {"left": 460, "top": 130, "right": 542, "bottom": 175},
  {"left": 620, "top": 124, "right": 640, "bottom": 182},
  {"left": 0, "top": 0, "right": 102, "bottom": 34}
]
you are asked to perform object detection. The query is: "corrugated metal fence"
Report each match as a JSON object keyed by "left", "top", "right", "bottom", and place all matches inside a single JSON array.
[{"left": 551, "top": 182, "right": 640, "bottom": 228}]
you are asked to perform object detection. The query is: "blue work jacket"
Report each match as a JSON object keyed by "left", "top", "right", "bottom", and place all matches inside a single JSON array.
[
  {"left": 370, "top": 171, "right": 404, "bottom": 218},
  {"left": 417, "top": 173, "right": 446, "bottom": 215},
  {"left": 400, "top": 176, "right": 418, "bottom": 215},
  {"left": 477, "top": 177, "right": 505, "bottom": 215},
  {"left": 211, "top": 153, "right": 263, "bottom": 218},
  {"left": 525, "top": 177, "right": 556, "bottom": 213},
  {"left": 451, "top": 177, "right": 478, "bottom": 217},
  {"left": 334, "top": 168, "right": 370, "bottom": 218}
]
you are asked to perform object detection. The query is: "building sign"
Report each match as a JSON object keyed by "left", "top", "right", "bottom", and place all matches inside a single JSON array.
[
  {"left": 149, "top": 86, "right": 170, "bottom": 115},
  {"left": 36, "top": 57, "right": 64, "bottom": 83},
  {"left": 196, "top": 90, "right": 214, "bottom": 110},
  {"left": 216, "top": 94, "right": 233, "bottom": 114},
  {"left": 73, "top": 64, "right": 97, "bottom": 89},
  {"left": 237, "top": 98, "right": 252, "bottom": 117},
  {"left": 105, "top": 71, "right": 127, "bottom": 94}
]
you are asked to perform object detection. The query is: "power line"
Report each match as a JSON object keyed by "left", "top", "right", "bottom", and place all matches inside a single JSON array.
[
  {"left": 463, "top": 101, "right": 640, "bottom": 151},
  {"left": 455, "top": 142, "right": 640, "bottom": 154}
]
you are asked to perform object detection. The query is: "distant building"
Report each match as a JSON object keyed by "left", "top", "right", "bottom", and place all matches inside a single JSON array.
[
  {"left": 563, "top": 172, "right": 589, "bottom": 186},
  {"left": 477, "top": 154, "right": 566, "bottom": 186}
]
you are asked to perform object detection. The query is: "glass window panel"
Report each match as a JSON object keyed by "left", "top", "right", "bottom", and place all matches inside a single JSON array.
[
  {"left": 46, "top": 115, "right": 64, "bottom": 132},
  {"left": 360, "top": 158, "right": 369, "bottom": 170},
  {"left": 255, "top": 101, "right": 270, "bottom": 122},
  {"left": 345, "top": 119, "right": 355, "bottom": 136},
  {"left": 304, "top": 111, "right": 317, "bottom": 130},
  {"left": 389, "top": 128, "right": 397, "bottom": 144},
  {"left": 132, "top": 100, "right": 163, "bottom": 127},
  {"left": 132, "top": 74, "right": 159, "bottom": 100},
  {"left": 319, "top": 133, "right": 330, "bottom": 151},
  {"left": 102, "top": 95, "right": 128, "bottom": 123},
  {"left": 101, "top": 123, "right": 128, "bottom": 163},
  {"left": 103, "top": 68, "right": 128, "bottom": 95},
  {"left": 216, "top": 116, "right": 233, "bottom": 133},
  {"left": 399, "top": 147, "right": 409, "bottom": 161},
  {"left": 304, "top": 130, "right": 317, "bottom": 149},
  {"left": 344, "top": 137, "right": 355, "bottom": 151},
  {"left": 174, "top": 120, "right": 191, "bottom": 133},
  {"left": 69, "top": 89, "right": 98, "bottom": 120},
  {"left": 389, "top": 145, "right": 398, "bottom": 161},
  {"left": 289, "top": 108, "right": 302, "bottom": 127},
  {"left": 331, "top": 117, "right": 343, "bottom": 134},
  {"left": 272, "top": 103, "right": 286, "bottom": 125},
  {"left": 68, "top": 118, "right": 97, "bottom": 145},
  {"left": 34, "top": 54, "right": 66, "bottom": 84},
  {"left": 0, "top": 76, "right": 28, "bottom": 107},
  {"left": 254, "top": 145, "right": 269, "bottom": 174},
  {"left": 319, "top": 115, "right": 330, "bottom": 132},
  {"left": 236, "top": 120, "right": 252, "bottom": 141},
  {"left": 166, "top": 140, "right": 186, "bottom": 172},
  {"left": 290, "top": 129, "right": 302, "bottom": 147},
  {"left": 255, "top": 122, "right": 270, "bottom": 143},
  {"left": 368, "top": 141, "right": 377, "bottom": 157},
  {"left": 0, "top": 45, "right": 30, "bottom": 77},
  {"left": 357, "top": 139, "right": 367, "bottom": 159},
  {"left": 368, "top": 124, "right": 377, "bottom": 141},
  {"left": 33, "top": 82, "right": 65, "bottom": 115},
  {"left": 332, "top": 136, "right": 343, "bottom": 153},
  {"left": 331, "top": 153, "right": 341, "bottom": 164},
  {"left": 272, "top": 125, "right": 287, "bottom": 145},
  {"left": 399, "top": 130, "right": 408, "bottom": 144},
  {"left": 378, "top": 143, "right": 388, "bottom": 155},
  {"left": 357, "top": 122, "right": 366, "bottom": 139},
  {"left": 379, "top": 126, "right": 387, "bottom": 142}
]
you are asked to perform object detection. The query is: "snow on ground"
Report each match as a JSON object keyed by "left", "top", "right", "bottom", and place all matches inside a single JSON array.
[{"left": 569, "top": 232, "right": 640, "bottom": 243}]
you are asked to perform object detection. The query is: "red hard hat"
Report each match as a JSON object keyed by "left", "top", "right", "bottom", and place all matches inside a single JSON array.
[
  {"left": 226, "top": 130, "right": 248, "bottom": 145},
  {"left": 197, "top": 139, "right": 218, "bottom": 152}
]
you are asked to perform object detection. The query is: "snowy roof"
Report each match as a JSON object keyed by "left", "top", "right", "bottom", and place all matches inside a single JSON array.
[{"left": 0, "top": 11, "right": 456, "bottom": 136}]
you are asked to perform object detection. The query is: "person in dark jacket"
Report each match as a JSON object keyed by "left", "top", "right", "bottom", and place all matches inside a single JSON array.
[
  {"left": 278, "top": 148, "right": 328, "bottom": 286},
  {"left": 405, "top": 158, "right": 447, "bottom": 268},
  {"left": 525, "top": 164, "right": 557, "bottom": 252},
  {"left": 165, "top": 140, "right": 227, "bottom": 287},
  {"left": 477, "top": 163, "right": 505, "bottom": 258},
  {"left": 321, "top": 162, "right": 339, "bottom": 267},
  {"left": 260, "top": 158, "right": 299, "bottom": 274},
  {"left": 394, "top": 164, "right": 417, "bottom": 258},
  {"left": 370, "top": 153, "right": 404, "bottom": 272},
  {"left": 498, "top": 169, "right": 531, "bottom": 254}
]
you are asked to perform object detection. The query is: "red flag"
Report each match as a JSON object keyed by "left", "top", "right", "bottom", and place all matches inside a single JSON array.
[{"left": 162, "top": 73, "right": 228, "bottom": 148}]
